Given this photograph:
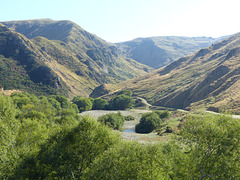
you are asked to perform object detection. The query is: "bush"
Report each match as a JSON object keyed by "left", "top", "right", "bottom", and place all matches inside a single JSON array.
[
  {"left": 153, "top": 110, "right": 171, "bottom": 119},
  {"left": 180, "top": 114, "right": 240, "bottom": 179},
  {"left": 135, "top": 112, "right": 162, "bottom": 133},
  {"left": 72, "top": 96, "right": 93, "bottom": 112},
  {"left": 98, "top": 112, "right": 125, "bottom": 130},
  {"left": 108, "top": 94, "right": 134, "bottom": 110},
  {"left": 83, "top": 142, "right": 165, "bottom": 179},
  {"left": 12, "top": 116, "right": 121, "bottom": 179},
  {"left": 50, "top": 95, "right": 71, "bottom": 109},
  {"left": 92, "top": 98, "right": 108, "bottom": 110},
  {"left": 124, "top": 115, "right": 135, "bottom": 121}
]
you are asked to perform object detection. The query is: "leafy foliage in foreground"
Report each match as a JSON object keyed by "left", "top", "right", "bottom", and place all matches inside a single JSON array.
[
  {"left": 179, "top": 114, "right": 240, "bottom": 179},
  {"left": 83, "top": 142, "right": 168, "bottom": 179},
  {"left": 1, "top": 92, "right": 240, "bottom": 179},
  {"left": 13, "top": 116, "right": 121, "bottom": 179}
]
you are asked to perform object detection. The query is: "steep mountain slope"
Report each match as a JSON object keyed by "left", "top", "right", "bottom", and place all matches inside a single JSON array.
[
  {"left": 0, "top": 23, "right": 68, "bottom": 95},
  {"left": 1, "top": 19, "right": 152, "bottom": 97},
  {"left": 116, "top": 36, "right": 226, "bottom": 69},
  {"left": 102, "top": 33, "right": 240, "bottom": 114}
]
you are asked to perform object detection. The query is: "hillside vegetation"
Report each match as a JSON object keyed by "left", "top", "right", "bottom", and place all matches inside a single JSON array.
[
  {"left": 101, "top": 33, "right": 240, "bottom": 114},
  {"left": 116, "top": 36, "right": 226, "bottom": 68},
  {"left": 1, "top": 19, "right": 152, "bottom": 97}
]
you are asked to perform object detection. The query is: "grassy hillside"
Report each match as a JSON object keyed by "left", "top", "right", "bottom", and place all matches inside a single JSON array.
[
  {"left": 101, "top": 33, "right": 240, "bottom": 114},
  {"left": 116, "top": 36, "right": 227, "bottom": 68},
  {"left": 1, "top": 20, "right": 153, "bottom": 97},
  {"left": 0, "top": 23, "right": 68, "bottom": 95}
]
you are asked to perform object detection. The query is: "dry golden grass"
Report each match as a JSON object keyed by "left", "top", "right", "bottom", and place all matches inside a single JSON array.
[{"left": 103, "top": 33, "right": 240, "bottom": 114}]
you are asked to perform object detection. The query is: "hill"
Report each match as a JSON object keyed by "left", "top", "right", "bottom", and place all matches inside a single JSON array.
[
  {"left": 0, "top": 23, "right": 69, "bottom": 95},
  {"left": 100, "top": 33, "right": 240, "bottom": 114},
  {"left": 116, "top": 36, "right": 226, "bottom": 69},
  {"left": 1, "top": 19, "right": 152, "bottom": 97}
]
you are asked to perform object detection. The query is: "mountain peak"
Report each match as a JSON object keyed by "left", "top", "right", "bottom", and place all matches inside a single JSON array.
[
  {"left": 0, "top": 19, "right": 152, "bottom": 97},
  {"left": 1, "top": 19, "right": 81, "bottom": 41}
]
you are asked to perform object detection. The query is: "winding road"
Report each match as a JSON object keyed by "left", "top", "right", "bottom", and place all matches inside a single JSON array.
[{"left": 136, "top": 96, "right": 240, "bottom": 119}]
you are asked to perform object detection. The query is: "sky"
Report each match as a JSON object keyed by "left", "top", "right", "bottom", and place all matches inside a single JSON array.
[{"left": 1, "top": 0, "right": 240, "bottom": 42}]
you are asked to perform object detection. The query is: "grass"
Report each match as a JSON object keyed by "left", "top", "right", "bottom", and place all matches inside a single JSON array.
[
  {"left": 2, "top": 19, "right": 154, "bottom": 98},
  {"left": 104, "top": 34, "right": 240, "bottom": 114}
]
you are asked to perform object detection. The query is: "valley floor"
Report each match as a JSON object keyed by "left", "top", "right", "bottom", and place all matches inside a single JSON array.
[{"left": 80, "top": 109, "right": 176, "bottom": 143}]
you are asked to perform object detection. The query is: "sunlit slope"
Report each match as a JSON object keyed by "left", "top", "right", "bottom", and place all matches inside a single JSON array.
[
  {"left": 0, "top": 23, "right": 69, "bottom": 95},
  {"left": 107, "top": 33, "right": 240, "bottom": 113},
  {"left": 1, "top": 19, "right": 153, "bottom": 96}
]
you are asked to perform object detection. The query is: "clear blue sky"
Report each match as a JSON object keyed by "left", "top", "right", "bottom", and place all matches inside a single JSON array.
[{"left": 1, "top": 0, "right": 239, "bottom": 42}]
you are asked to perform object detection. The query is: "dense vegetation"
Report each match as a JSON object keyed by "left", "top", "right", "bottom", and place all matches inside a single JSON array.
[
  {"left": 72, "top": 90, "right": 134, "bottom": 112},
  {"left": 135, "top": 110, "right": 171, "bottom": 133},
  {"left": 135, "top": 112, "right": 162, "bottom": 133},
  {"left": 98, "top": 112, "right": 125, "bottom": 130},
  {"left": 108, "top": 90, "right": 134, "bottom": 110},
  {"left": 0, "top": 92, "right": 240, "bottom": 179}
]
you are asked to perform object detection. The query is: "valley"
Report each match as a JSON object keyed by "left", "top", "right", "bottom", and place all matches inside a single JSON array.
[
  {"left": 99, "top": 32, "right": 240, "bottom": 114},
  {"left": 0, "top": 18, "right": 240, "bottom": 179}
]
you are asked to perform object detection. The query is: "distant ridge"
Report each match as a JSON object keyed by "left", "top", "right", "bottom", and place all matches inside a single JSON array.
[{"left": 116, "top": 36, "right": 227, "bottom": 69}]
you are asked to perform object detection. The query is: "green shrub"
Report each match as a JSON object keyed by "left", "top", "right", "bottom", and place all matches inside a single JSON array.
[
  {"left": 72, "top": 96, "right": 93, "bottom": 112},
  {"left": 135, "top": 112, "right": 162, "bottom": 133},
  {"left": 92, "top": 98, "right": 108, "bottom": 110},
  {"left": 98, "top": 112, "right": 125, "bottom": 130},
  {"left": 50, "top": 95, "right": 71, "bottom": 109},
  {"left": 12, "top": 116, "right": 121, "bottom": 179},
  {"left": 108, "top": 94, "right": 134, "bottom": 110},
  {"left": 153, "top": 110, "right": 171, "bottom": 119},
  {"left": 83, "top": 142, "right": 166, "bottom": 179}
]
